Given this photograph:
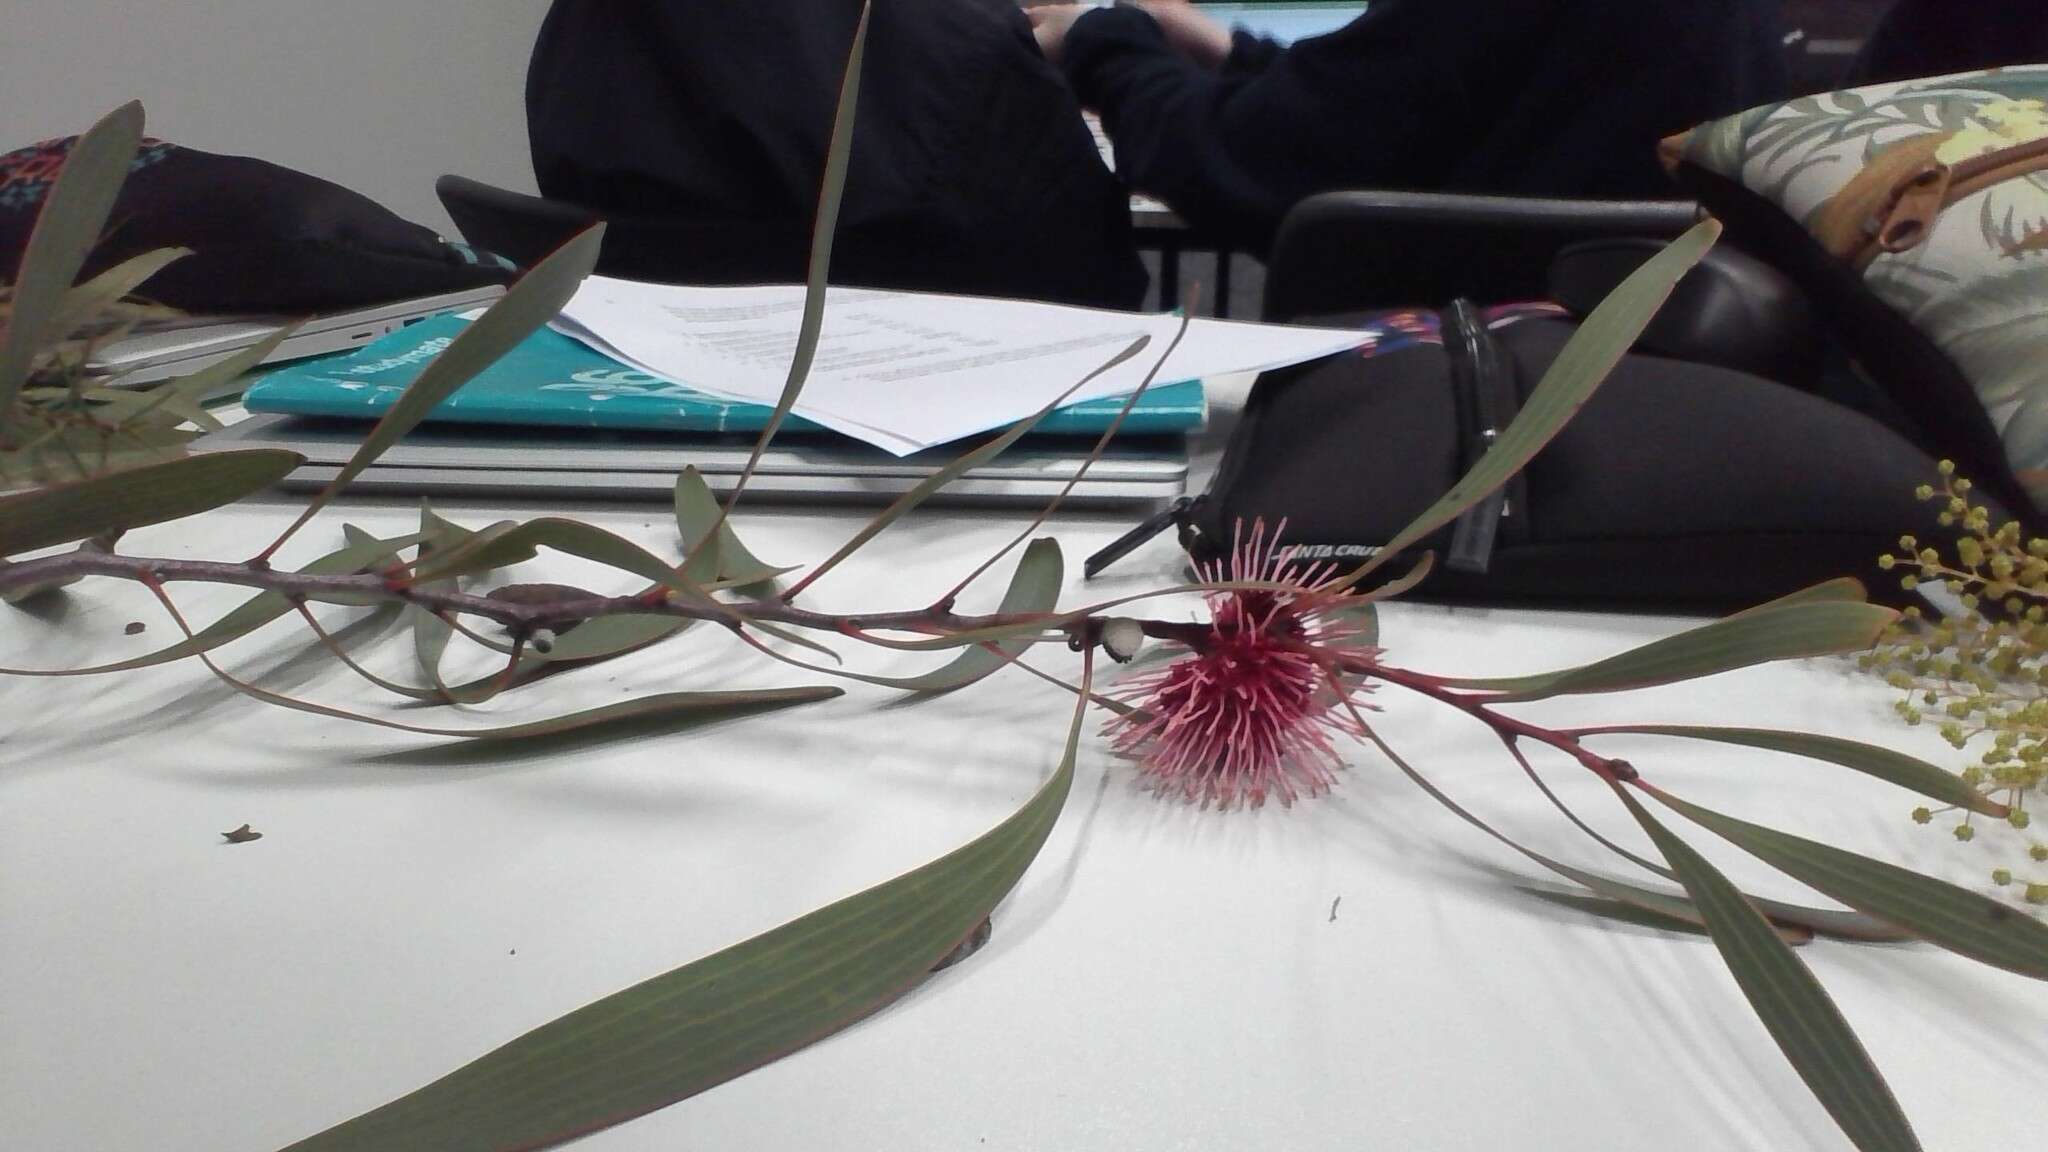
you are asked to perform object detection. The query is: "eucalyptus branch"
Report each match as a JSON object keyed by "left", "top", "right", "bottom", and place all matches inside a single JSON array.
[
  {"left": 0, "top": 544, "right": 1093, "bottom": 648},
  {"left": 5, "top": 539, "right": 1672, "bottom": 794},
  {"left": 1496, "top": 730, "right": 1668, "bottom": 877},
  {"left": 1344, "top": 655, "right": 1640, "bottom": 785}
]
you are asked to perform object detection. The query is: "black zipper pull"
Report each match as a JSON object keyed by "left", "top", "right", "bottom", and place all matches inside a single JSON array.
[{"left": 1086, "top": 496, "right": 1194, "bottom": 578}]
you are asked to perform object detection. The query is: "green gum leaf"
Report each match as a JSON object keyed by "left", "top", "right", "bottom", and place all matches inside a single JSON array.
[
  {"left": 196, "top": 638, "right": 840, "bottom": 742},
  {"left": 1326, "top": 218, "right": 1721, "bottom": 592},
  {"left": 406, "top": 503, "right": 467, "bottom": 695},
  {"left": 0, "top": 101, "right": 145, "bottom": 418},
  {"left": 1615, "top": 786, "right": 1921, "bottom": 1152},
  {"left": 1366, "top": 732, "right": 1817, "bottom": 944},
  {"left": 1579, "top": 726, "right": 2003, "bottom": 817},
  {"left": 1439, "top": 600, "right": 1898, "bottom": 701},
  {"left": 268, "top": 223, "right": 605, "bottom": 549},
  {"left": 414, "top": 517, "right": 706, "bottom": 606},
  {"left": 718, "top": 4, "right": 868, "bottom": 506},
  {"left": 1729, "top": 577, "right": 1870, "bottom": 616},
  {"left": 147, "top": 320, "right": 301, "bottom": 409},
  {"left": 863, "top": 538, "right": 1063, "bottom": 694},
  {"left": 280, "top": 664, "right": 1083, "bottom": 1152},
  {"left": 49, "top": 247, "right": 190, "bottom": 338},
  {"left": 1519, "top": 888, "right": 1713, "bottom": 936},
  {"left": 0, "top": 449, "right": 302, "bottom": 557},
  {"left": 1649, "top": 788, "right": 2048, "bottom": 979},
  {"left": 673, "top": 466, "right": 789, "bottom": 587},
  {"left": 786, "top": 335, "right": 1148, "bottom": 597}
]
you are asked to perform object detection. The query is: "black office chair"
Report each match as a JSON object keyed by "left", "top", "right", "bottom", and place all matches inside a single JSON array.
[
  {"left": 1262, "top": 189, "right": 1837, "bottom": 398},
  {"left": 435, "top": 175, "right": 810, "bottom": 284},
  {"left": 1257, "top": 1, "right": 1900, "bottom": 324},
  {"left": 1261, "top": 190, "right": 1702, "bottom": 322}
]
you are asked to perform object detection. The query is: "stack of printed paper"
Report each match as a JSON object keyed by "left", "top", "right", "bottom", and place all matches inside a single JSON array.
[{"left": 553, "top": 278, "right": 1367, "bottom": 456}]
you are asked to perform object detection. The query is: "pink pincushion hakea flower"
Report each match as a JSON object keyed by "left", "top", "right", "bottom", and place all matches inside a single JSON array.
[{"left": 1103, "top": 520, "right": 1380, "bottom": 809}]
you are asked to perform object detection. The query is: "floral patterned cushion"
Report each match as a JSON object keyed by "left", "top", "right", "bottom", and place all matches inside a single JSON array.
[{"left": 1662, "top": 65, "right": 2048, "bottom": 511}]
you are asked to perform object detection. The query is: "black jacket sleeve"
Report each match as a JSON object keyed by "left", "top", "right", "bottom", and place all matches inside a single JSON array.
[
  {"left": 1852, "top": 0, "right": 2048, "bottom": 86},
  {"left": 1221, "top": 28, "right": 1284, "bottom": 77},
  {"left": 1062, "top": 1, "right": 1783, "bottom": 256},
  {"left": 1060, "top": 2, "right": 1553, "bottom": 254}
]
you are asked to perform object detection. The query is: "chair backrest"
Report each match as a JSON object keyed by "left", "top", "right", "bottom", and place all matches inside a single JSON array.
[
  {"left": 434, "top": 175, "right": 810, "bottom": 283},
  {"left": 1262, "top": 191, "right": 1701, "bottom": 322}
]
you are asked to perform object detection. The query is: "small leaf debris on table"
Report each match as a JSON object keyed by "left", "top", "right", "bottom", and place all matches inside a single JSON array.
[
  {"left": 221, "top": 823, "right": 262, "bottom": 844},
  {"left": 124, "top": 621, "right": 145, "bottom": 635}
]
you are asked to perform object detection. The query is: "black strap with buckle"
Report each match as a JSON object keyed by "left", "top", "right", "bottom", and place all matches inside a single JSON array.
[{"left": 1442, "top": 298, "right": 1526, "bottom": 574}]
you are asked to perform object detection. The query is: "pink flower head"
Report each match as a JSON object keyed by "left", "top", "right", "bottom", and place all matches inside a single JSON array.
[{"left": 1103, "top": 519, "right": 1380, "bottom": 810}]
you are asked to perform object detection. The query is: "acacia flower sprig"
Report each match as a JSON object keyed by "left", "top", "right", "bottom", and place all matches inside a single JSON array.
[{"left": 1867, "top": 462, "right": 2048, "bottom": 901}]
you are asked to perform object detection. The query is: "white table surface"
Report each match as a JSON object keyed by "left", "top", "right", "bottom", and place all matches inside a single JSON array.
[{"left": 4, "top": 378, "right": 2045, "bottom": 1152}]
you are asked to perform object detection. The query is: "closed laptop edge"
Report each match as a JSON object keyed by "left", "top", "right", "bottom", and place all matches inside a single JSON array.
[
  {"left": 193, "top": 412, "right": 1189, "bottom": 503},
  {"left": 88, "top": 286, "right": 508, "bottom": 388}
]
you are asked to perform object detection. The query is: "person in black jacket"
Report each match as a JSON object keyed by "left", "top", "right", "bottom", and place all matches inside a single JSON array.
[
  {"left": 1851, "top": 0, "right": 2048, "bottom": 87},
  {"left": 1029, "top": 0, "right": 1787, "bottom": 256},
  {"left": 527, "top": 0, "right": 1147, "bottom": 309}
]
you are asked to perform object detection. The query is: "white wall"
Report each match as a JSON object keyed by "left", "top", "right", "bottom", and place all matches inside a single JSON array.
[{"left": 2, "top": 0, "right": 555, "bottom": 236}]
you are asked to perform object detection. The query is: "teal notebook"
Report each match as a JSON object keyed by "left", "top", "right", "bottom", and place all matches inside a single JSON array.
[{"left": 242, "top": 314, "right": 1206, "bottom": 439}]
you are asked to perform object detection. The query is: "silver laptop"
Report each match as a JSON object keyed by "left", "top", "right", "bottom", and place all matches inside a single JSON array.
[
  {"left": 196, "top": 412, "right": 1188, "bottom": 504},
  {"left": 88, "top": 285, "right": 507, "bottom": 387}
]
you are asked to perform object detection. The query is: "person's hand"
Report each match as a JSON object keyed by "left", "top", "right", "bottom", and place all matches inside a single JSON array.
[
  {"left": 1132, "top": 1, "right": 1234, "bottom": 69},
  {"left": 1026, "top": 3, "right": 1089, "bottom": 65}
]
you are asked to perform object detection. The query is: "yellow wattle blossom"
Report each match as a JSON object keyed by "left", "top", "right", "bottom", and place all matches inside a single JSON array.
[{"left": 1870, "top": 465, "right": 2047, "bottom": 898}]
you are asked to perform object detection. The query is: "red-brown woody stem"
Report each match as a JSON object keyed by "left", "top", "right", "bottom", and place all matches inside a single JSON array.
[
  {"left": 1340, "top": 655, "right": 1640, "bottom": 784},
  {"left": 0, "top": 546, "right": 1076, "bottom": 646}
]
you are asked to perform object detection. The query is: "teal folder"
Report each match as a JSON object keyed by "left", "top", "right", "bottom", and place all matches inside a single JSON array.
[{"left": 242, "top": 313, "right": 1205, "bottom": 439}]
